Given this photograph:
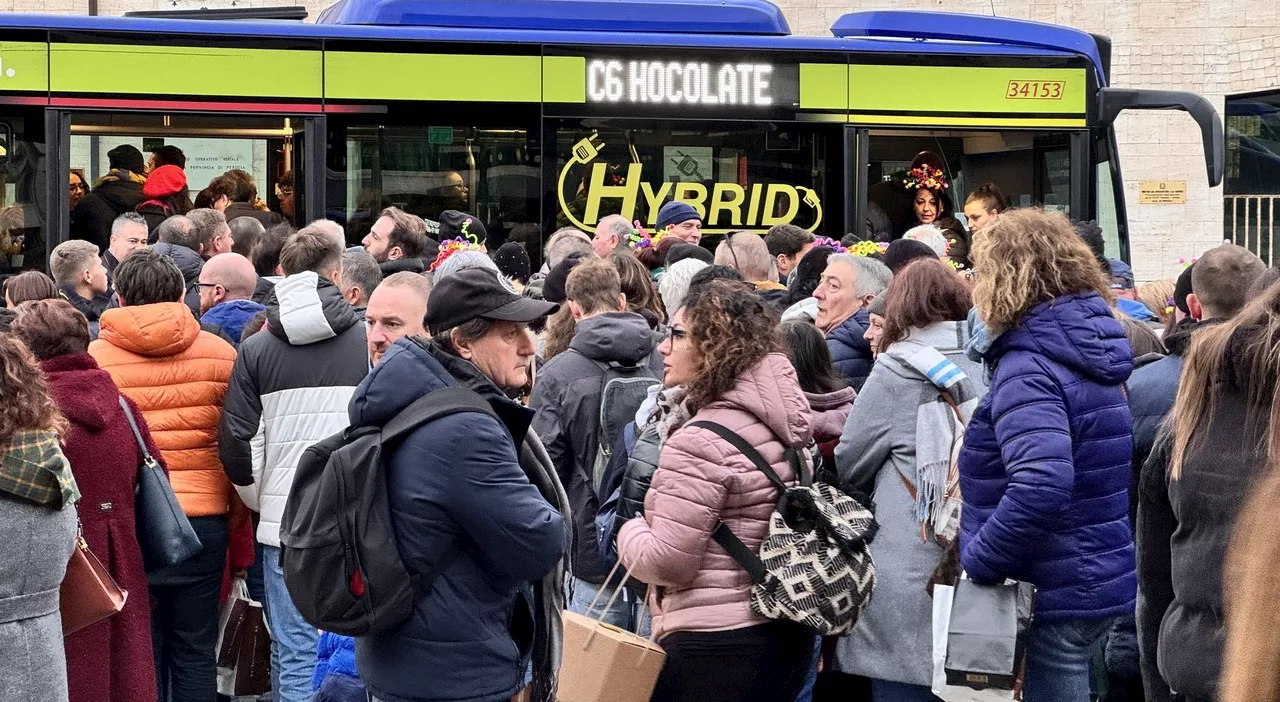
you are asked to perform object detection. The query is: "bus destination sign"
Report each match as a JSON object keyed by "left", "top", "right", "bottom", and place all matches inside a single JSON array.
[{"left": 587, "top": 59, "right": 776, "bottom": 106}]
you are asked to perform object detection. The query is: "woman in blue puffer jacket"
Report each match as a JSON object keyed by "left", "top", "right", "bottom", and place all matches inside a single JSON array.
[{"left": 959, "top": 208, "right": 1136, "bottom": 702}]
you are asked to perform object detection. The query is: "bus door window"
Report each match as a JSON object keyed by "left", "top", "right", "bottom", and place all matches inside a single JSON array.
[{"left": 0, "top": 113, "right": 47, "bottom": 274}]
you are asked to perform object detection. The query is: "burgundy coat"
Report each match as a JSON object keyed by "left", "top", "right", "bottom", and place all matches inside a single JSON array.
[{"left": 42, "top": 353, "right": 163, "bottom": 702}]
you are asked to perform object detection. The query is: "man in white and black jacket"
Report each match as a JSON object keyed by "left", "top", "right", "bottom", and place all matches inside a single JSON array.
[{"left": 218, "top": 223, "right": 368, "bottom": 702}]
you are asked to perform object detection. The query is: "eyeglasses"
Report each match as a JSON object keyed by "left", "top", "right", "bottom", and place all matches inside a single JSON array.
[
  {"left": 69, "top": 183, "right": 87, "bottom": 192},
  {"left": 667, "top": 327, "right": 688, "bottom": 343}
]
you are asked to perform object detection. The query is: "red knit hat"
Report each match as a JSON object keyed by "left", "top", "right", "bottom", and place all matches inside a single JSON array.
[{"left": 142, "top": 164, "right": 187, "bottom": 199}]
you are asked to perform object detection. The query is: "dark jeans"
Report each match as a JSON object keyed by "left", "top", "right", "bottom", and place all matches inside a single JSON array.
[
  {"left": 652, "top": 621, "right": 815, "bottom": 702},
  {"left": 149, "top": 515, "right": 229, "bottom": 702}
]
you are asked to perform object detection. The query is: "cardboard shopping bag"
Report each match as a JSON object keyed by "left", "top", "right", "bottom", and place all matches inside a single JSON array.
[
  {"left": 557, "top": 564, "right": 665, "bottom": 702},
  {"left": 216, "top": 578, "right": 272, "bottom": 698},
  {"left": 931, "top": 574, "right": 1035, "bottom": 701}
]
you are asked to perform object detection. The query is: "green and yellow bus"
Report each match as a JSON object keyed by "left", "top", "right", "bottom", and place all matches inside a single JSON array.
[{"left": 0, "top": 0, "right": 1221, "bottom": 270}]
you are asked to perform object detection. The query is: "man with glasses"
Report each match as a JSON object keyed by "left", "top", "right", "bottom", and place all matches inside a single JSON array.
[
  {"left": 198, "top": 252, "right": 265, "bottom": 348},
  {"left": 103, "top": 212, "right": 149, "bottom": 282}
]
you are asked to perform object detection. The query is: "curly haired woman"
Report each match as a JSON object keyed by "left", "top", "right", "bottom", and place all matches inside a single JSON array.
[
  {"left": 617, "top": 279, "right": 815, "bottom": 702},
  {"left": 0, "top": 333, "right": 79, "bottom": 702},
  {"left": 959, "top": 208, "right": 1135, "bottom": 701}
]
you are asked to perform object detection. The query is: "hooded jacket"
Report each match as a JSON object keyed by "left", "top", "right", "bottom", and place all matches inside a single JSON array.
[
  {"left": 89, "top": 301, "right": 238, "bottom": 517},
  {"left": 150, "top": 242, "right": 205, "bottom": 318},
  {"left": 137, "top": 165, "right": 188, "bottom": 235},
  {"left": 351, "top": 338, "right": 566, "bottom": 702},
  {"left": 827, "top": 307, "right": 873, "bottom": 389},
  {"left": 71, "top": 171, "right": 146, "bottom": 250},
  {"left": 219, "top": 271, "right": 369, "bottom": 547},
  {"left": 959, "top": 292, "right": 1136, "bottom": 621},
  {"left": 529, "top": 311, "right": 659, "bottom": 583},
  {"left": 617, "top": 353, "right": 812, "bottom": 639},
  {"left": 41, "top": 353, "right": 160, "bottom": 702},
  {"left": 1136, "top": 324, "right": 1272, "bottom": 702},
  {"left": 806, "top": 385, "right": 856, "bottom": 472},
  {"left": 201, "top": 298, "right": 266, "bottom": 349}
]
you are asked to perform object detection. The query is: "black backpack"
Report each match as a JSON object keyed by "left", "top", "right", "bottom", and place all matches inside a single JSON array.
[
  {"left": 278, "top": 384, "right": 496, "bottom": 636},
  {"left": 585, "top": 357, "right": 659, "bottom": 493}
]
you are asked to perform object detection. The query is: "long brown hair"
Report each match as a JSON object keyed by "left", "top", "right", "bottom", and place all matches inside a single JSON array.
[
  {"left": 1169, "top": 282, "right": 1280, "bottom": 479},
  {"left": 682, "top": 280, "right": 783, "bottom": 413},
  {"left": 541, "top": 306, "right": 576, "bottom": 362},
  {"left": 970, "top": 208, "right": 1112, "bottom": 331},
  {"left": 1222, "top": 467, "right": 1280, "bottom": 702},
  {"left": 611, "top": 251, "right": 665, "bottom": 325},
  {"left": 879, "top": 258, "right": 972, "bottom": 349},
  {"left": 0, "top": 335, "right": 67, "bottom": 447}
]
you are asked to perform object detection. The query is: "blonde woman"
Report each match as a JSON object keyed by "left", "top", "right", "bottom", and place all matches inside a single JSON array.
[
  {"left": 1137, "top": 278, "right": 1176, "bottom": 328},
  {"left": 1222, "top": 466, "right": 1280, "bottom": 702},
  {"left": 1137, "top": 283, "right": 1280, "bottom": 702},
  {"left": 958, "top": 208, "right": 1135, "bottom": 701}
]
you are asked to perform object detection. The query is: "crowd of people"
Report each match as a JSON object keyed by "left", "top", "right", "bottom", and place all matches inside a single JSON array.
[{"left": 3, "top": 147, "right": 1280, "bottom": 702}]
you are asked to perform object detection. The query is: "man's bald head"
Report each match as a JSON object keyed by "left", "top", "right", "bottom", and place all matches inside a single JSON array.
[{"left": 200, "top": 253, "right": 258, "bottom": 300}]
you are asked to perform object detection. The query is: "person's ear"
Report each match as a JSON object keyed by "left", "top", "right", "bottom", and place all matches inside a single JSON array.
[
  {"left": 343, "top": 285, "right": 361, "bottom": 306},
  {"left": 388, "top": 246, "right": 403, "bottom": 261},
  {"left": 617, "top": 293, "right": 627, "bottom": 313},
  {"left": 1187, "top": 293, "right": 1204, "bottom": 321},
  {"left": 569, "top": 300, "right": 585, "bottom": 321},
  {"left": 450, "top": 328, "right": 474, "bottom": 360}
]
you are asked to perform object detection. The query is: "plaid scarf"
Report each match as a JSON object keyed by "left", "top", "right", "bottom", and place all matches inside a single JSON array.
[{"left": 0, "top": 429, "right": 79, "bottom": 508}]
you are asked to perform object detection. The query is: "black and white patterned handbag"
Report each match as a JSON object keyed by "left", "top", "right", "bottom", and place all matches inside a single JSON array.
[{"left": 689, "top": 421, "right": 878, "bottom": 635}]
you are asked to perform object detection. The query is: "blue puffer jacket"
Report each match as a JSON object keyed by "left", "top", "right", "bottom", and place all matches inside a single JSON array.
[
  {"left": 959, "top": 291, "right": 1136, "bottom": 621},
  {"left": 827, "top": 308, "right": 873, "bottom": 388},
  {"left": 350, "top": 338, "right": 567, "bottom": 702}
]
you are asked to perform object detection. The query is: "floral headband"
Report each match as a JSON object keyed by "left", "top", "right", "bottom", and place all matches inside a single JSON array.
[
  {"left": 428, "top": 218, "right": 485, "bottom": 272},
  {"left": 904, "top": 166, "right": 949, "bottom": 192},
  {"left": 629, "top": 221, "right": 672, "bottom": 250}
]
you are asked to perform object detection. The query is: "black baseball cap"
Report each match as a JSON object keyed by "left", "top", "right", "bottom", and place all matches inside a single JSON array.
[{"left": 426, "top": 267, "right": 558, "bottom": 335}]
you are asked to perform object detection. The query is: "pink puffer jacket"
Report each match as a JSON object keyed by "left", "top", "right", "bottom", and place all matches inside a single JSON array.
[{"left": 617, "top": 353, "right": 813, "bottom": 639}]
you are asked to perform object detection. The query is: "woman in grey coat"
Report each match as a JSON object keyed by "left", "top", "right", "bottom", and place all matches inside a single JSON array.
[
  {"left": 834, "top": 259, "right": 986, "bottom": 701},
  {"left": 0, "top": 334, "right": 80, "bottom": 702}
]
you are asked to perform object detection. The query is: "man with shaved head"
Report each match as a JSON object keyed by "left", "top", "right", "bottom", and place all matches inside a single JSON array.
[
  {"left": 365, "top": 270, "right": 431, "bottom": 365},
  {"left": 199, "top": 252, "right": 266, "bottom": 347}
]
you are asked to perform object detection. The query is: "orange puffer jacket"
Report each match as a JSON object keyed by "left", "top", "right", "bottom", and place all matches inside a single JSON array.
[
  {"left": 90, "top": 302, "right": 238, "bottom": 517},
  {"left": 617, "top": 353, "right": 813, "bottom": 639}
]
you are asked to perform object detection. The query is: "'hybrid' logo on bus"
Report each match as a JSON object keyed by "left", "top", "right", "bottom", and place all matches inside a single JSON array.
[{"left": 587, "top": 59, "right": 773, "bottom": 106}]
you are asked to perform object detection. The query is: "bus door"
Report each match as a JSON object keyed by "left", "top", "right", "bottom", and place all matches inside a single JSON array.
[{"left": 46, "top": 109, "right": 324, "bottom": 245}]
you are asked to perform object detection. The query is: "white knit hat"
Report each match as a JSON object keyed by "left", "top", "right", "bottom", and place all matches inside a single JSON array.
[{"left": 658, "top": 258, "right": 708, "bottom": 318}]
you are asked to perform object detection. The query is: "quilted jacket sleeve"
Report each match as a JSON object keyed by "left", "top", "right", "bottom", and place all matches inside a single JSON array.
[
  {"left": 218, "top": 346, "right": 262, "bottom": 489},
  {"left": 961, "top": 363, "right": 1074, "bottom": 583},
  {"left": 617, "top": 427, "right": 730, "bottom": 587}
]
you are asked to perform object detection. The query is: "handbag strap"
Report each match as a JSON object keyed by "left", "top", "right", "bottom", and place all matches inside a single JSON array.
[
  {"left": 117, "top": 396, "right": 155, "bottom": 468},
  {"left": 687, "top": 421, "right": 791, "bottom": 586}
]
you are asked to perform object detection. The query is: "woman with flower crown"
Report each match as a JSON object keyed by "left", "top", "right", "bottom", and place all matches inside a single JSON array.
[{"left": 905, "top": 161, "right": 971, "bottom": 270}]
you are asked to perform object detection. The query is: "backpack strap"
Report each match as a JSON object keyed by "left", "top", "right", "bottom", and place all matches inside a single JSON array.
[
  {"left": 688, "top": 420, "right": 799, "bottom": 586},
  {"left": 381, "top": 384, "right": 497, "bottom": 444},
  {"left": 380, "top": 384, "right": 498, "bottom": 597}
]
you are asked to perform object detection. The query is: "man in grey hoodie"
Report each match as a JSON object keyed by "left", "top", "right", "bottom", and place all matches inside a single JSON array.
[{"left": 529, "top": 258, "right": 659, "bottom": 631}]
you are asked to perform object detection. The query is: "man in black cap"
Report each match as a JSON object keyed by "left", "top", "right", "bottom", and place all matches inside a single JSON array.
[
  {"left": 348, "top": 265, "right": 567, "bottom": 702},
  {"left": 71, "top": 144, "right": 148, "bottom": 250}
]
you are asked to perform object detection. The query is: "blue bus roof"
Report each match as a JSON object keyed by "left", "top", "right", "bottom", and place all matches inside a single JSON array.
[
  {"left": 317, "top": 0, "right": 792, "bottom": 35},
  {"left": 0, "top": 8, "right": 1100, "bottom": 75}
]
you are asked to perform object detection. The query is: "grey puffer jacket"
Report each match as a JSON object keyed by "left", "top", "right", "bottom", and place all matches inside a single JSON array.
[{"left": 529, "top": 311, "right": 659, "bottom": 583}]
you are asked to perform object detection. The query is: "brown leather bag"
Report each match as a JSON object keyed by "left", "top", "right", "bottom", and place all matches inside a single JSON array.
[{"left": 60, "top": 525, "right": 127, "bottom": 636}]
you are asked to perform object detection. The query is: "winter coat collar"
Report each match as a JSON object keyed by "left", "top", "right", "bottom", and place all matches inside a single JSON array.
[
  {"left": 378, "top": 257, "right": 427, "bottom": 276},
  {"left": 804, "top": 386, "right": 855, "bottom": 442},
  {"left": 702, "top": 352, "right": 813, "bottom": 448},
  {"left": 151, "top": 242, "right": 204, "bottom": 284},
  {"left": 57, "top": 284, "right": 112, "bottom": 322},
  {"left": 987, "top": 291, "right": 1133, "bottom": 386},
  {"left": 568, "top": 311, "right": 660, "bottom": 365},
  {"left": 349, "top": 336, "right": 534, "bottom": 447},
  {"left": 0, "top": 429, "right": 79, "bottom": 508},
  {"left": 40, "top": 353, "right": 119, "bottom": 434},
  {"left": 98, "top": 302, "right": 201, "bottom": 358},
  {"left": 265, "top": 272, "right": 359, "bottom": 347},
  {"left": 201, "top": 299, "right": 266, "bottom": 345}
]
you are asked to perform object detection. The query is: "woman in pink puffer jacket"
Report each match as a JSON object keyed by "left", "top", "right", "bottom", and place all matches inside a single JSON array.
[{"left": 617, "top": 279, "right": 815, "bottom": 702}]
